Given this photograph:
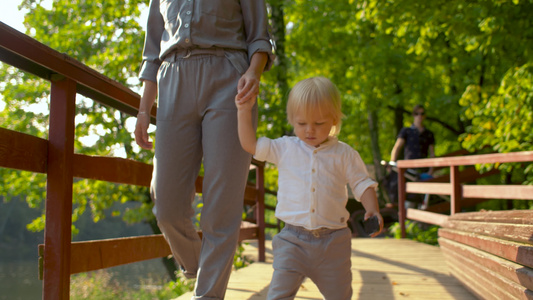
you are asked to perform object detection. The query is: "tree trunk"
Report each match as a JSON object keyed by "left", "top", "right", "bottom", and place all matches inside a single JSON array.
[
  {"left": 367, "top": 108, "right": 387, "bottom": 204},
  {"left": 394, "top": 104, "right": 404, "bottom": 137},
  {"left": 267, "top": 0, "right": 292, "bottom": 136},
  {"left": 268, "top": 0, "right": 288, "bottom": 95}
]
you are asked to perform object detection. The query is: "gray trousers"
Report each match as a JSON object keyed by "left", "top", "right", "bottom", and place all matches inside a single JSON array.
[
  {"left": 267, "top": 224, "right": 353, "bottom": 300},
  {"left": 151, "top": 49, "right": 255, "bottom": 299}
]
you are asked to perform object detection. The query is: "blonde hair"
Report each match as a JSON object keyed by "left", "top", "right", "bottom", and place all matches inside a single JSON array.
[{"left": 287, "top": 77, "right": 344, "bottom": 136}]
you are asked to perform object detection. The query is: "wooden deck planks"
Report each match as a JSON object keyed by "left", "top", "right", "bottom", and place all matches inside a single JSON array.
[
  {"left": 439, "top": 210, "right": 533, "bottom": 299},
  {"left": 176, "top": 238, "right": 475, "bottom": 300}
]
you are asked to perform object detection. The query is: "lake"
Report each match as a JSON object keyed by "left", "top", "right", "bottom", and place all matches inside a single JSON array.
[
  {"left": 0, "top": 197, "right": 174, "bottom": 299},
  {"left": 0, "top": 257, "right": 169, "bottom": 299}
]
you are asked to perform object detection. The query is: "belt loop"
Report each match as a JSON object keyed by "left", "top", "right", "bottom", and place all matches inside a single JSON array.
[
  {"left": 165, "top": 52, "right": 176, "bottom": 63},
  {"left": 172, "top": 51, "right": 181, "bottom": 62}
]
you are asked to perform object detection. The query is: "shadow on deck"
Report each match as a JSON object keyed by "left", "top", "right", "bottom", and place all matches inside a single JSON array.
[{"left": 176, "top": 238, "right": 476, "bottom": 300}]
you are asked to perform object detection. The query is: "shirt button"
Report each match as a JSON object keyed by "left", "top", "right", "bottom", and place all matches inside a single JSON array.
[
  {"left": 311, "top": 188, "right": 315, "bottom": 192},
  {"left": 313, "top": 150, "right": 317, "bottom": 154},
  {"left": 311, "top": 209, "right": 315, "bottom": 213},
  {"left": 184, "top": 23, "right": 189, "bottom": 28},
  {"left": 185, "top": 38, "right": 190, "bottom": 43},
  {"left": 186, "top": 11, "right": 191, "bottom": 15},
  {"left": 312, "top": 169, "right": 316, "bottom": 173}
]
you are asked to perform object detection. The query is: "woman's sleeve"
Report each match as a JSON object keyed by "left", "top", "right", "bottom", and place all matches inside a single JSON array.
[
  {"left": 139, "top": 0, "right": 165, "bottom": 82},
  {"left": 240, "top": 0, "right": 275, "bottom": 71}
]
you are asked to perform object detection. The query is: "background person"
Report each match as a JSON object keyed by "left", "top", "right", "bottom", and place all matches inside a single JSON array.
[
  {"left": 390, "top": 104, "right": 435, "bottom": 175},
  {"left": 388, "top": 104, "right": 435, "bottom": 207}
]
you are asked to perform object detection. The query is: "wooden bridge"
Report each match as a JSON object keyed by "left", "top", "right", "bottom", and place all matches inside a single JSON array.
[
  {"left": 1, "top": 22, "right": 533, "bottom": 300},
  {"left": 177, "top": 238, "right": 477, "bottom": 300}
]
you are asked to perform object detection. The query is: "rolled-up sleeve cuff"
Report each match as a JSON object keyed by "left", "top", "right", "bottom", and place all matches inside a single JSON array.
[
  {"left": 138, "top": 60, "right": 160, "bottom": 83},
  {"left": 253, "top": 137, "right": 271, "bottom": 162},
  {"left": 248, "top": 40, "right": 275, "bottom": 72},
  {"left": 352, "top": 179, "right": 378, "bottom": 201}
]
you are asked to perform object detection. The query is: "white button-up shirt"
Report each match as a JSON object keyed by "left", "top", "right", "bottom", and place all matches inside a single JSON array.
[{"left": 254, "top": 136, "right": 378, "bottom": 230}]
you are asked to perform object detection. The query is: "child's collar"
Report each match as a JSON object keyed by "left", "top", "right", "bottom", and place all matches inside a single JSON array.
[{"left": 310, "top": 136, "right": 338, "bottom": 149}]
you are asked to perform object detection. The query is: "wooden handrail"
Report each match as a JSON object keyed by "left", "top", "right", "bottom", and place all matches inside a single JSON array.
[
  {"left": 0, "top": 21, "right": 154, "bottom": 119},
  {"left": 397, "top": 151, "right": 533, "bottom": 168},
  {"left": 397, "top": 151, "right": 533, "bottom": 238}
]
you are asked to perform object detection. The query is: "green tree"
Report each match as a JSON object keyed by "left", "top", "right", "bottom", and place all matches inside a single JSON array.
[
  {"left": 1, "top": 0, "right": 150, "bottom": 233},
  {"left": 278, "top": 1, "right": 468, "bottom": 202},
  {"left": 0, "top": 0, "right": 182, "bottom": 278},
  {"left": 2, "top": 0, "right": 532, "bottom": 260},
  {"left": 267, "top": 0, "right": 532, "bottom": 204},
  {"left": 454, "top": 1, "right": 533, "bottom": 184}
]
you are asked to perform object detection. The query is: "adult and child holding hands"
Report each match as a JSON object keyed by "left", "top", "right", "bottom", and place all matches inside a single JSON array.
[{"left": 134, "top": 0, "right": 383, "bottom": 299}]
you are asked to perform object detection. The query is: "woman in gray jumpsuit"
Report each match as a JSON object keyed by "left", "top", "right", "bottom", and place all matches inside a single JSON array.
[{"left": 134, "top": 1, "right": 274, "bottom": 299}]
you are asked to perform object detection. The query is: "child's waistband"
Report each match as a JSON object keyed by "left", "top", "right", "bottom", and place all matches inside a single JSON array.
[{"left": 284, "top": 223, "right": 346, "bottom": 238}]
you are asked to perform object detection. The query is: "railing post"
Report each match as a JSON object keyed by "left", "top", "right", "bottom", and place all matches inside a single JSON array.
[
  {"left": 450, "top": 166, "right": 462, "bottom": 214},
  {"left": 397, "top": 167, "right": 407, "bottom": 238},
  {"left": 255, "top": 162, "right": 266, "bottom": 262},
  {"left": 43, "top": 76, "right": 76, "bottom": 300}
]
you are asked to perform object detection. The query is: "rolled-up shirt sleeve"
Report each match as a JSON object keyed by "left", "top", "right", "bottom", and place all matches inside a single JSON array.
[
  {"left": 241, "top": 0, "right": 275, "bottom": 71},
  {"left": 350, "top": 178, "right": 378, "bottom": 201},
  {"left": 139, "top": 60, "right": 161, "bottom": 83},
  {"left": 346, "top": 150, "right": 378, "bottom": 201},
  {"left": 139, "top": 0, "right": 164, "bottom": 82},
  {"left": 253, "top": 137, "right": 272, "bottom": 163}
]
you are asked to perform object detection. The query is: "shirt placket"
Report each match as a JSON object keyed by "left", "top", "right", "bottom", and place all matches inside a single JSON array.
[
  {"left": 309, "top": 149, "right": 319, "bottom": 227},
  {"left": 181, "top": 0, "right": 193, "bottom": 45}
]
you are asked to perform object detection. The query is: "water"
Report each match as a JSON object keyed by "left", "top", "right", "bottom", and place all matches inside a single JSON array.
[
  {"left": 0, "top": 259, "right": 42, "bottom": 300},
  {"left": 0, "top": 258, "right": 169, "bottom": 299},
  {"left": 0, "top": 197, "right": 170, "bottom": 299}
]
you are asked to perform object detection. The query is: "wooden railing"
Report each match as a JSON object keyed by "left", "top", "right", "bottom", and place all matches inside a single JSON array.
[
  {"left": 0, "top": 21, "right": 276, "bottom": 300},
  {"left": 396, "top": 151, "right": 533, "bottom": 236},
  {"left": 396, "top": 150, "right": 533, "bottom": 298}
]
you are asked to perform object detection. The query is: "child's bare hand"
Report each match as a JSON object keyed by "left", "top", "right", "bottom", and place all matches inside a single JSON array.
[{"left": 235, "top": 93, "right": 256, "bottom": 111}]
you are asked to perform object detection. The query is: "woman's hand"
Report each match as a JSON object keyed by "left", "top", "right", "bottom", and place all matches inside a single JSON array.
[
  {"left": 235, "top": 52, "right": 268, "bottom": 105},
  {"left": 134, "top": 112, "right": 153, "bottom": 150},
  {"left": 236, "top": 70, "right": 261, "bottom": 105}
]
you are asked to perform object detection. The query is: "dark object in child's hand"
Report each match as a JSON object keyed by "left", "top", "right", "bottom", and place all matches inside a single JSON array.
[{"left": 363, "top": 216, "right": 380, "bottom": 236}]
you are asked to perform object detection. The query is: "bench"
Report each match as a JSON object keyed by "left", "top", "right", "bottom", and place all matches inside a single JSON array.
[{"left": 438, "top": 210, "right": 533, "bottom": 299}]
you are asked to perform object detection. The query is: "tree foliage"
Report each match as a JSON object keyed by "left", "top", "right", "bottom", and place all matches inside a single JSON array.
[
  {"left": 0, "top": 0, "right": 152, "bottom": 233},
  {"left": 273, "top": 0, "right": 532, "bottom": 185},
  {"left": 1, "top": 0, "right": 532, "bottom": 236}
]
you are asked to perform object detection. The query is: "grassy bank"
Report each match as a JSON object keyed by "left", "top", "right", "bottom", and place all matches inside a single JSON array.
[{"left": 70, "top": 243, "right": 252, "bottom": 300}]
